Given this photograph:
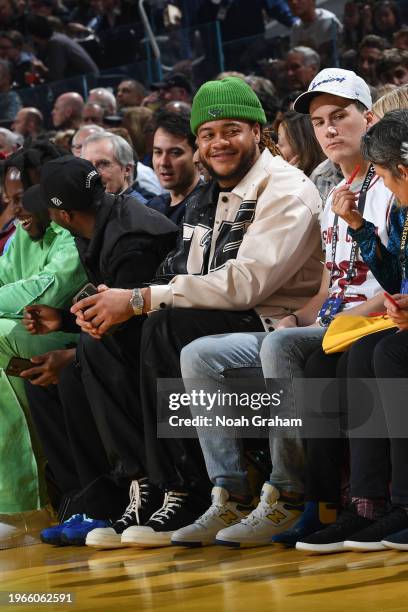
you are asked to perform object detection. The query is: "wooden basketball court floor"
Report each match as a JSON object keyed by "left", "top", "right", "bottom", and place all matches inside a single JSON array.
[{"left": 1, "top": 542, "right": 408, "bottom": 612}]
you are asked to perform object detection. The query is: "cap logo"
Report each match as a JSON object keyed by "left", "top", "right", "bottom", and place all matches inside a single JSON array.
[
  {"left": 85, "top": 170, "right": 98, "bottom": 189},
  {"left": 208, "top": 107, "right": 223, "bottom": 118},
  {"left": 51, "top": 197, "right": 62, "bottom": 207},
  {"left": 310, "top": 76, "right": 346, "bottom": 90}
]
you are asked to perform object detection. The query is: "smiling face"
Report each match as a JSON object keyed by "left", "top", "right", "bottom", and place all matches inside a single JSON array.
[
  {"left": 5, "top": 167, "right": 49, "bottom": 240},
  {"left": 309, "top": 94, "right": 372, "bottom": 166},
  {"left": 153, "top": 127, "right": 196, "bottom": 192},
  {"left": 196, "top": 119, "right": 260, "bottom": 189}
]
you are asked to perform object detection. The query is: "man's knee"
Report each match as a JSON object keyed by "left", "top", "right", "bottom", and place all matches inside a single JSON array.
[{"left": 180, "top": 336, "right": 219, "bottom": 379}]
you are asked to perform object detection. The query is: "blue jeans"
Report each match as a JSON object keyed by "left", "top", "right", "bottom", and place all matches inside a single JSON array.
[{"left": 180, "top": 327, "right": 325, "bottom": 496}]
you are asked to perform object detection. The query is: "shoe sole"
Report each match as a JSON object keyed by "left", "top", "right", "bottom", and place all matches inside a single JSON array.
[
  {"left": 344, "top": 540, "right": 387, "bottom": 552},
  {"left": 171, "top": 539, "right": 211, "bottom": 548},
  {"left": 296, "top": 541, "right": 345, "bottom": 554},
  {"left": 86, "top": 536, "right": 128, "bottom": 549},
  {"left": 40, "top": 535, "right": 68, "bottom": 546},
  {"left": 60, "top": 534, "right": 86, "bottom": 546},
  {"left": 381, "top": 540, "right": 408, "bottom": 551},
  {"left": 121, "top": 534, "right": 173, "bottom": 548},
  {"left": 215, "top": 537, "right": 272, "bottom": 549}
]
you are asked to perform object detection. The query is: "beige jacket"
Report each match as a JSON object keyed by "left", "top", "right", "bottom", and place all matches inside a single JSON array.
[{"left": 151, "top": 149, "right": 324, "bottom": 330}]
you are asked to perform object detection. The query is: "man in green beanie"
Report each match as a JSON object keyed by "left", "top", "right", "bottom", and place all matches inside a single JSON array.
[{"left": 32, "top": 77, "right": 324, "bottom": 549}]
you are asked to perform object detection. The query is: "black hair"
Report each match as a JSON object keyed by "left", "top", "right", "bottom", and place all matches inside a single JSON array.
[
  {"left": 361, "top": 109, "right": 408, "bottom": 177},
  {"left": 3, "top": 139, "right": 66, "bottom": 189},
  {"left": 153, "top": 109, "right": 196, "bottom": 150},
  {"left": 358, "top": 34, "right": 390, "bottom": 52},
  {"left": 26, "top": 15, "right": 54, "bottom": 40}
]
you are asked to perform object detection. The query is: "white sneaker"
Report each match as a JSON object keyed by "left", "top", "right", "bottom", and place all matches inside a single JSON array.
[
  {"left": 171, "top": 486, "right": 254, "bottom": 548},
  {"left": 215, "top": 483, "right": 303, "bottom": 548}
]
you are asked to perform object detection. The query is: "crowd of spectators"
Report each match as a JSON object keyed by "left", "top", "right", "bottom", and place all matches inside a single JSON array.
[{"left": 2, "top": 0, "right": 408, "bottom": 564}]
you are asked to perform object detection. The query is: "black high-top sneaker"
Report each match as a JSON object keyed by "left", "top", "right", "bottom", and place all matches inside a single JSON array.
[
  {"left": 121, "top": 490, "right": 203, "bottom": 548},
  {"left": 85, "top": 478, "right": 162, "bottom": 549}
]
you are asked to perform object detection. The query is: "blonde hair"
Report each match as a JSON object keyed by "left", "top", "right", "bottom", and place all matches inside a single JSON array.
[{"left": 373, "top": 85, "right": 408, "bottom": 119}]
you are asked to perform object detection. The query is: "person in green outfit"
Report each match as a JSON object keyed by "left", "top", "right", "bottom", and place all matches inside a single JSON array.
[{"left": 0, "top": 141, "right": 87, "bottom": 549}]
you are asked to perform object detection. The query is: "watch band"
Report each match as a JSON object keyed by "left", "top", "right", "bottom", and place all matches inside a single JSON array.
[{"left": 130, "top": 288, "right": 144, "bottom": 316}]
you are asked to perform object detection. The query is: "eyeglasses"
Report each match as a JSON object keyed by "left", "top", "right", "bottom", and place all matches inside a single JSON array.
[
  {"left": 71, "top": 143, "right": 82, "bottom": 153},
  {"left": 93, "top": 159, "right": 119, "bottom": 171}
]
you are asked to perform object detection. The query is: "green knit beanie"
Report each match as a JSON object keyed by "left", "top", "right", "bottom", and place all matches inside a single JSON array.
[{"left": 190, "top": 77, "right": 267, "bottom": 135}]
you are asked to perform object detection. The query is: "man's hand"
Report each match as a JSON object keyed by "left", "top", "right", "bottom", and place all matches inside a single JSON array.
[
  {"left": 384, "top": 293, "right": 408, "bottom": 330},
  {"left": 275, "top": 315, "right": 298, "bottom": 330},
  {"left": 20, "top": 348, "right": 75, "bottom": 386},
  {"left": 71, "top": 287, "right": 133, "bottom": 336},
  {"left": 22, "top": 305, "right": 62, "bottom": 335},
  {"left": 331, "top": 185, "right": 364, "bottom": 230}
]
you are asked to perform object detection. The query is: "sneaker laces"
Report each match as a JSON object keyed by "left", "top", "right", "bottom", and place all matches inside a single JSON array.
[
  {"left": 195, "top": 499, "right": 230, "bottom": 526},
  {"left": 241, "top": 500, "right": 272, "bottom": 526},
  {"left": 148, "top": 491, "right": 186, "bottom": 525},
  {"left": 62, "top": 513, "right": 84, "bottom": 525},
  {"left": 116, "top": 479, "right": 150, "bottom": 527}
]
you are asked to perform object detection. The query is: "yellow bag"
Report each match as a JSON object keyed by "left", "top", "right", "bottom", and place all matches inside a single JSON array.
[{"left": 322, "top": 315, "right": 397, "bottom": 354}]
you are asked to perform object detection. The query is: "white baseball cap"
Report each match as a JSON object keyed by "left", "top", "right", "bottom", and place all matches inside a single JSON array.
[{"left": 293, "top": 68, "right": 372, "bottom": 114}]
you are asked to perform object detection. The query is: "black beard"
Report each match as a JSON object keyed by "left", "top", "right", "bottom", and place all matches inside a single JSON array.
[{"left": 201, "top": 142, "right": 258, "bottom": 187}]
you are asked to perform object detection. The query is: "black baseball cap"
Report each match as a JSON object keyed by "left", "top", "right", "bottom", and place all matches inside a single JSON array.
[
  {"left": 151, "top": 72, "right": 192, "bottom": 94},
  {"left": 22, "top": 155, "right": 105, "bottom": 213}
]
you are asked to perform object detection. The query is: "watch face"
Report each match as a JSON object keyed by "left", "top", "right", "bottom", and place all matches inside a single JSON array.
[{"left": 131, "top": 289, "right": 144, "bottom": 314}]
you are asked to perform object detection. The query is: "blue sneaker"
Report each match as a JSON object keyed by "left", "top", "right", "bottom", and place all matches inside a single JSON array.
[
  {"left": 272, "top": 501, "right": 338, "bottom": 547},
  {"left": 41, "top": 514, "right": 86, "bottom": 546},
  {"left": 61, "top": 516, "right": 111, "bottom": 546}
]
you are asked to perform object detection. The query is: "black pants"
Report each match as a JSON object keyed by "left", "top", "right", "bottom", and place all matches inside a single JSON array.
[
  {"left": 26, "top": 361, "right": 129, "bottom": 521},
  {"left": 347, "top": 328, "right": 408, "bottom": 504},
  {"left": 139, "top": 308, "right": 265, "bottom": 490},
  {"left": 27, "top": 308, "right": 263, "bottom": 514},
  {"left": 26, "top": 318, "right": 148, "bottom": 520},
  {"left": 303, "top": 347, "right": 349, "bottom": 503}
]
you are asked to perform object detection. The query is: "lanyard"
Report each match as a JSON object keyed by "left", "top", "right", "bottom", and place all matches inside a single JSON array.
[
  {"left": 329, "top": 164, "right": 376, "bottom": 289},
  {"left": 399, "top": 209, "right": 408, "bottom": 281}
]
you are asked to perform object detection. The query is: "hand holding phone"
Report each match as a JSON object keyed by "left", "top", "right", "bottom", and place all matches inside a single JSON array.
[
  {"left": 72, "top": 283, "right": 98, "bottom": 304},
  {"left": 5, "top": 356, "right": 35, "bottom": 378}
]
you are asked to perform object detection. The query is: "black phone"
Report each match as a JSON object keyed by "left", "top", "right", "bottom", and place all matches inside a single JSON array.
[
  {"left": 5, "top": 356, "right": 34, "bottom": 377},
  {"left": 72, "top": 283, "right": 98, "bottom": 304}
]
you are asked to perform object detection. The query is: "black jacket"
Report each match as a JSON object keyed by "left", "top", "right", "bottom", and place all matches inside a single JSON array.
[
  {"left": 76, "top": 192, "right": 178, "bottom": 288},
  {"left": 61, "top": 192, "right": 177, "bottom": 331}
]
